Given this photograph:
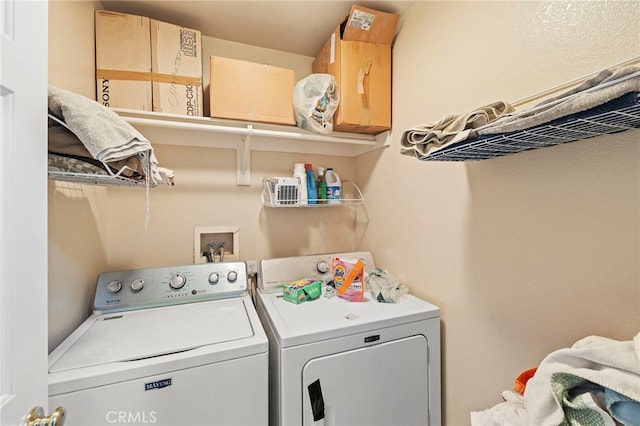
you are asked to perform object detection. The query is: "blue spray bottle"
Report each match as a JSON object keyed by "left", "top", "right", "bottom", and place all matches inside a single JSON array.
[{"left": 305, "top": 164, "right": 317, "bottom": 205}]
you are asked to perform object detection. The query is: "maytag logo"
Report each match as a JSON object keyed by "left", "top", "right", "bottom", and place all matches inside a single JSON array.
[{"left": 144, "top": 378, "right": 172, "bottom": 391}]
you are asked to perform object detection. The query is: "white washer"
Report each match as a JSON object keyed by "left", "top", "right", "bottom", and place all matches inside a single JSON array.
[
  {"left": 49, "top": 261, "right": 268, "bottom": 426},
  {"left": 255, "top": 252, "right": 441, "bottom": 426}
]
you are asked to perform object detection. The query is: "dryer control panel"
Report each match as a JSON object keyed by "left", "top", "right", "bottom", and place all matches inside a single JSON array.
[
  {"left": 258, "top": 251, "right": 375, "bottom": 293},
  {"left": 93, "top": 261, "right": 248, "bottom": 313}
]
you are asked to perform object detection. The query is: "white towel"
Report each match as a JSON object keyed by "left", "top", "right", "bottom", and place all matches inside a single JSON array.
[
  {"left": 478, "top": 65, "right": 640, "bottom": 136},
  {"left": 47, "top": 85, "right": 172, "bottom": 186},
  {"left": 400, "top": 101, "right": 515, "bottom": 158},
  {"left": 525, "top": 332, "right": 640, "bottom": 426},
  {"left": 48, "top": 86, "right": 151, "bottom": 162},
  {"left": 470, "top": 390, "right": 528, "bottom": 426}
]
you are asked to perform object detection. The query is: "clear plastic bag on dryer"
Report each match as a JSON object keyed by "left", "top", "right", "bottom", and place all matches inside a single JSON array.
[
  {"left": 293, "top": 73, "right": 340, "bottom": 134},
  {"left": 365, "top": 268, "right": 409, "bottom": 303}
]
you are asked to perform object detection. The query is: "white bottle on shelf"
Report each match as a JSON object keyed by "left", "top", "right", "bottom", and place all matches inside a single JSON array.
[
  {"left": 325, "top": 167, "right": 341, "bottom": 204},
  {"left": 293, "top": 163, "right": 307, "bottom": 205}
]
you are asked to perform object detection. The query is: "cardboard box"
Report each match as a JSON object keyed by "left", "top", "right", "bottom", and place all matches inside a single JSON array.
[
  {"left": 312, "top": 5, "right": 399, "bottom": 134},
  {"left": 95, "top": 11, "right": 203, "bottom": 116},
  {"left": 151, "top": 19, "right": 203, "bottom": 116},
  {"left": 96, "top": 11, "right": 152, "bottom": 111},
  {"left": 210, "top": 56, "right": 296, "bottom": 125}
]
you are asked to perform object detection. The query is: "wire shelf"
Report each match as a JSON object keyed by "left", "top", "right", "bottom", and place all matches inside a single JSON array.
[
  {"left": 47, "top": 170, "right": 151, "bottom": 187},
  {"left": 261, "top": 179, "right": 364, "bottom": 208},
  {"left": 423, "top": 92, "right": 640, "bottom": 161}
]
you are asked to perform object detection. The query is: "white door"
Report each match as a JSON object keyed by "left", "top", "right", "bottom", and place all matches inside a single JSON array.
[
  {"left": 0, "top": 0, "right": 50, "bottom": 425},
  {"left": 302, "top": 336, "right": 431, "bottom": 426}
]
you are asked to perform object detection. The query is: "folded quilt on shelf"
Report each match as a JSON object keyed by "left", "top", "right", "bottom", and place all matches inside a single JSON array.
[
  {"left": 478, "top": 64, "right": 640, "bottom": 136},
  {"left": 401, "top": 63, "right": 640, "bottom": 161},
  {"left": 47, "top": 85, "right": 175, "bottom": 186},
  {"left": 399, "top": 101, "right": 515, "bottom": 159},
  {"left": 470, "top": 332, "right": 640, "bottom": 426},
  {"left": 48, "top": 153, "right": 111, "bottom": 176},
  {"left": 48, "top": 123, "right": 146, "bottom": 180}
]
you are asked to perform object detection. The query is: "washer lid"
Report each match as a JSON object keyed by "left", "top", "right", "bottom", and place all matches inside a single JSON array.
[
  {"left": 258, "top": 288, "right": 440, "bottom": 347},
  {"left": 49, "top": 298, "right": 253, "bottom": 373}
]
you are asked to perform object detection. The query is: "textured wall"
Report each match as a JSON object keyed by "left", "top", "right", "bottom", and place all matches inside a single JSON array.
[{"left": 358, "top": 1, "right": 640, "bottom": 424}]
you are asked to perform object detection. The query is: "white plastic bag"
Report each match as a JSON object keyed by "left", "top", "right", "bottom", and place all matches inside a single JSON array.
[
  {"left": 293, "top": 73, "right": 339, "bottom": 134},
  {"left": 365, "top": 268, "right": 409, "bottom": 303}
]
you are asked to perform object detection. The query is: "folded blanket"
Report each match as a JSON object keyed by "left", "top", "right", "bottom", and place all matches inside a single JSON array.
[
  {"left": 47, "top": 86, "right": 172, "bottom": 186},
  {"left": 48, "top": 124, "right": 145, "bottom": 179},
  {"left": 48, "top": 86, "right": 150, "bottom": 162},
  {"left": 48, "top": 154, "right": 111, "bottom": 176},
  {"left": 400, "top": 101, "right": 515, "bottom": 158},
  {"left": 478, "top": 65, "right": 640, "bottom": 136}
]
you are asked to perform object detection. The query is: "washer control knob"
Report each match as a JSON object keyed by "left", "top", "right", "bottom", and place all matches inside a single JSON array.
[
  {"left": 169, "top": 274, "right": 186, "bottom": 290},
  {"left": 107, "top": 280, "right": 122, "bottom": 294},
  {"left": 227, "top": 270, "right": 238, "bottom": 282},
  {"left": 317, "top": 260, "right": 330, "bottom": 274},
  {"left": 130, "top": 279, "right": 144, "bottom": 292},
  {"left": 208, "top": 272, "right": 220, "bottom": 284}
]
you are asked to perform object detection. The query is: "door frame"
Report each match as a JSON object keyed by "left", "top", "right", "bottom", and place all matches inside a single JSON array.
[{"left": 0, "top": 0, "right": 49, "bottom": 424}]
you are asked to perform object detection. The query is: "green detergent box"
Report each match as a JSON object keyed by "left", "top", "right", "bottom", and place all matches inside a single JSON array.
[{"left": 282, "top": 278, "right": 323, "bottom": 304}]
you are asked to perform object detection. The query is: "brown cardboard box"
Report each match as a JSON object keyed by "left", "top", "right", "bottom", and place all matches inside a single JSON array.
[
  {"left": 95, "top": 11, "right": 203, "bottom": 116},
  {"left": 96, "top": 11, "right": 152, "bottom": 111},
  {"left": 209, "top": 56, "right": 295, "bottom": 125},
  {"left": 151, "top": 19, "right": 203, "bottom": 116},
  {"left": 312, "top": 5, "right": 398, "bottom": 134}
]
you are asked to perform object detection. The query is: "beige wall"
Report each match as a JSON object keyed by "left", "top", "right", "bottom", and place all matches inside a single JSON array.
[
  {"left": 358, "top": 1, "right": 639, "bottom": 424},
  {"left": 48, "top": 1, "right": 639, "bottom": 424},
  {"left": 48, "top": 0, "right": 108, "bottom": 352}
]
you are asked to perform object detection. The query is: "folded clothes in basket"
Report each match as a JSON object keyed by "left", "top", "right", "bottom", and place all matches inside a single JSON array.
[{"left": 471, "top": 332, "right": 640, "bottom": 426}]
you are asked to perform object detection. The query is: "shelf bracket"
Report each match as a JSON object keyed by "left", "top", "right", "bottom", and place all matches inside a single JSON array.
[{"left": 237, "top": 124, "right": 252, "bottom": 186}]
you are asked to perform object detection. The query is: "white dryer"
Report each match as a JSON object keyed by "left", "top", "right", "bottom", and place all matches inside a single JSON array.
[
  {"left": 255, "top": 252, "right": 441, "bottom": 426},
  {"left": 48, "top": 261, "right": 268, "bottom": 426}
]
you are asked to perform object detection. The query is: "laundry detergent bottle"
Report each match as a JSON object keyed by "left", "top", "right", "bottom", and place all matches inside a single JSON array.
[
  {"left": 316, "top": 167, "right": 327, "bottom": 204},
  {"left": 293, "top": 163, "right": 307, "bottom": 205},
  {"left": 305, "top": 164, "right": 317, "bottom": 205},
  {"left": 325, "top": 167, "right": 341, "bottom": 204}
]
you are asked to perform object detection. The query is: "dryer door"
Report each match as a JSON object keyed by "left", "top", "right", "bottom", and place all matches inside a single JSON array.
[{"left": 302, "top": 335, "right": 430, "bottom": 426}]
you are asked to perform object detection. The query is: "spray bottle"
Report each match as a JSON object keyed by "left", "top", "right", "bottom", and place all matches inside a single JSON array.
[{"left": 305, "top": 164, "right": 317, "bottom": 205}]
